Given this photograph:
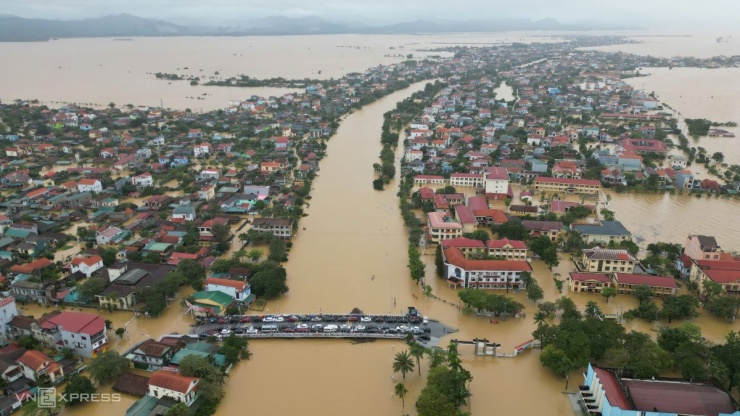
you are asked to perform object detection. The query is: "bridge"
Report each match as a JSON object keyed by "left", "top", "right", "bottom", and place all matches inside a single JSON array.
[
  {"left": 452, "top": 338, "right": 540, "bottom": 357},
  {"left": 187, "top": 309, "right": 456, "bottom": 348}
]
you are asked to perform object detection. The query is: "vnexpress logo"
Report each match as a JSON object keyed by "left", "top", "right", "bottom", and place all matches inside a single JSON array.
[{"left": 36, "top": 388, "right": 56, "bottom": 408}]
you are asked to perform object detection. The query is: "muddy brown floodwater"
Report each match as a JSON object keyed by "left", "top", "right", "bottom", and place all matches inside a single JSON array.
[{"left": 41, "top": 80, "right": 738, "bottom": 416}]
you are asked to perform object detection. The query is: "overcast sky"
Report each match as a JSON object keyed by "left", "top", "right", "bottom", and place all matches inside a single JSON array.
[{"left": 2, "top": 0, "right": 739, "bottom": 29}]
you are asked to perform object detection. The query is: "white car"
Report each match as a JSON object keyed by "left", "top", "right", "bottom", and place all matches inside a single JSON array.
[
  {"left": 273, "top": 316, "right": 285, "bottom": 322},
  {"left": 263, "top": 316, "right": 275, "bottom": 322},
  {"left": 360, "top": 316, "right": 372, "bottom": 322},
  {"left": 221, "top": 328, "right": 232, "bottom": 335},
  {"left": 354, "top": 325, "right": 366, "bottom": 332},
  {"left": 245, "top": 327, "right": 258, "bottom": 334}
]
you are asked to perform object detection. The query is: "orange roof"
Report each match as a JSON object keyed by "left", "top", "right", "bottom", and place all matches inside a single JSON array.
[
  {"left": 149, "top": 370, "right": 199, "bottom": 394},
  {"left": 17, "top": 350, "right": 51, "bottom": 371},
  {"left": 71, "top": 255, "right": 103, "bottom": 267},
  {"left": 78, "top": 178, "right": 98, "bottom": 186},
  {"left": 472, "top": 208, "right": 509, "bottom": 224},
  {"left": 205, "top": 277, "right": 247, "bottom": 291}
]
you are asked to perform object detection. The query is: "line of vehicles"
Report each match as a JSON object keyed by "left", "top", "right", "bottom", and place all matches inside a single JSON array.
[
  {"left": 197, "top": 313, "right": 429, "bottom": 326},
  {"left": 202, "top": 323, "right": 432, "bottom": 340}
]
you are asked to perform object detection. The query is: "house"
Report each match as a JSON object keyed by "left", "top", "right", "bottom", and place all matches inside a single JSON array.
[
  {"left": 442, "top": 247, "right": 532, "bottom": 290},
  {"left": 131, "top": 173, "right": 154, "bottom": 187},
  {"left": 172, "top": 206, "right": 196, "bottom": 222},
  {"left": 198, "top": 168, "right": 220, "bottom": 180},
  {"left": 521, "top": 221, "right": 563, "bottom": 242},
  {"left": 70, "top": 255, "right": 104, "bottom": 277},
  {"left": 197, "top": 185, "right": 215, "bottom": 201},
  {"left": 509, "top": 205, "right": 538, "bottom": 216},
  {"left": 39, "top": 311, "right": 108, "bottom": 358},
  {"left": 683, "top": 235, "right": 723, "bottom": 261},
  {"left": 11, "top": 279, "right": 55, "bottom": 305},
  {"left": 441, "top": 237, "right": 486, "bottom": 257},
  {"left": 148, "top": 370, "right": 200, "bottom": 406},
  {"left": 129, "top": 339, "right": 175, "bottom": 371},
  {"left": 251, "top": 218, "right": 292, "bottom": 239},
  {"left": 16, "top": 350, "right": 64, "bottom": 383},
  {"left": 77, "top": 178, "right": 103, "bottom": 193},
  {"left": 193, "top": 143, "right": 210, "bottom": 157},
  {"left": 96, "top": 226, "right": 125, "bottom": 245},
  {"left": 580, "top": 363, "right": 740, "bottom": 416},
  {"left": 186, "top": 291, "right": 236, "bottom": 317},
  {"left": 0, "top": 297, "right": 19, "bottom": 336},
  {"left": 572, "top": 221, "right": 631, "bottom": 245},
  {"left": 452, "top": 205, "right": 477, "bottom": 234},
  {"left": 579, "top": 247, "right": 638, "bottom": 274},
  {"left": 198, "top": 218, "right": 228, "bottom": 240},
  {"left": 427, "top": 212, "right": 463, "bottom": 244},
  {"left": 113, "top": 154, "right": 141, "bottom": 170},
  {"left": 204, "top": 277, "right": 253, "bottom": 304}
]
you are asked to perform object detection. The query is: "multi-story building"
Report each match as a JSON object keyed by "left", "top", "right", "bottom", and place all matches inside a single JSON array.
[
  {"left": 684, "top": 235, "right": 723, "bottom": 261},
  {"left": 486, "top": 238, "right": 528, "bottom": 260},
  {"left": 690, "top": 259, "right": 740, "bottom": 297},
  {"left": 534, "top": 176, "right": 601, "bottom": 195},
  {"left": 427, "top": 212, "right": 463, "bottom": 244},
  {"left": 251, "top": 218, "right": 293, "bottom": 239},
  {"left": 129, "top": 339, "right": 175, "bottom": 371},
  {"left": 568, "top": 273, "right": 613, "bottom": 293},
  {"left": 204, "top": 277, "right": 253, "bottom": 304},
  {"left": 573, "top": 221, "right": 632, "bottom": 245},
  {"left": 484, "top": 167, "right": 509, "bottom": 196},
  {"left": 76, "top": 178, "right": 103, "bottom": 193},
  {"left": 613, "top": 273, "right": 678, "bottom": 297},
  {"left": 443, "top": 246, "right": 531, "bottom": 290},
  {"left": 580, "top": 363, "right": 740, "bottom": 416},
  {"left": 69, "top": 255, "right": 104, "bottom": 277},
  {"left": 580, "top": 248, "right": 638, "bottom": 274},
  {"left": 521, "top": 220, "right": 563, "bottom": 242}
]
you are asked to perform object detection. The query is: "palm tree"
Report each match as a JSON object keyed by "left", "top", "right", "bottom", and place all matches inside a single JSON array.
[
  {"left": 392, "top": 350, "right": 414, "bottom": 380},
  {"left": 394, "top": 382, "right": 408, "bottom": 408},
  {"left": 533, "top": 310, "right": 547, "bottom": 326},
  {"left": 409, "top": 343, "right": 426, "bottom": 376}
]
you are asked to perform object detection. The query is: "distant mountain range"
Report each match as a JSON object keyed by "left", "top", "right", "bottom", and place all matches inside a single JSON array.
[{"left": 0, "top": 13, "right": 635, "bottom": 42}]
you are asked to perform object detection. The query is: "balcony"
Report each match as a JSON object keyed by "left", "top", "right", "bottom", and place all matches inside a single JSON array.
[{"left": 578, "top": 385, "right": 590, "bottom": 391}]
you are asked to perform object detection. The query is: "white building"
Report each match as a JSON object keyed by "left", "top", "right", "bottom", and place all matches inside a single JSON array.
[
  {"left": 0, "top": 297, "right": 18, "bottom": 338},
  {"left": 70, "top": 255, "right": 104, "bottom": 277},
  {"left": 443, "top": 247, "right": 532, "bottom": 289},
  {"left": 77, "top": 178, "right": 103, "bottom": 193},
  {"left": 251, "top": 218, "right": 292, "bottom": 238},
  {"left": 484, "top": 167, "right": 509, "bottom": 195},
  {"left": 148, "top": 370, "right": 200, "bottom": 406},
  {"left": 204, "top": 277, "right": 252, "bottom": 303},
  {"left": 44, "top": 311, "right": 108, "bottom": 358},
  {"left": 131, "top": 173, "right": 154, "bottom": 187}
]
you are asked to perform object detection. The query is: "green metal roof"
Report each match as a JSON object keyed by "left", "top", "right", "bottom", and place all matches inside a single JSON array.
[{"left": 190, "top": 290, "right": 234, "bottom": 307}]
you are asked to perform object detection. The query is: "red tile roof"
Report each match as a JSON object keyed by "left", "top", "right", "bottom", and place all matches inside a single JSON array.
[
  {"left": 444, "top": 247, "right": 531, "bottom": 272},
  {"left": 473, "top": 208, "right": 509, "bottom": 224},
  {"left": 486, "top": 238, "right": 527, "bottom": 250},
  {"left": 149, "top": 370, "right": 199, "bottom": 394},
  {"left": 43, "top": 311, "right": 105, "bottom": 335},
  {"left": 441, "top": 237, "right": 485, "bottom": 249},
  {"left": 569, "top": 272, "right": 611, "bottom": 283},
  {"left": 535, "top": 176, "right": 600, "bottom": 186},
  {"left": 614, "top": 273, "right": 677, "bottom": 288},
  {"left": 453, "top": 204, "right": 477, "bottom": 224},
  {"left": 593, "top": 367, "right": 631, "bottom": 410},
  {"left": 205, "top": 277, "right": 248, "bottom": 291},
  {"left": 17, "top": 350, "right": 51, "bottom": 371}
]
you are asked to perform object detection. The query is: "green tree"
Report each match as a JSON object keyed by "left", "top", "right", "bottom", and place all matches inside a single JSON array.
[
  {"left": 63, "top": 375, "right": 96, "bottom": 406},
  {"left": 101, "top": 248, "right": 118, "bottom": 266},
  {"left": 218, "top": 334, "right": 251, "bottom": 364},
  {"left": 178, "top": 355, "right": 225, "bottom": 402},
  {"left": 584, "top": 301, "right": 602, "bottom": 319},
  {"left": 17, "top": 335, "right": 41, "bottom": 350},
  {"left": 250, "top": 265, "right": 289, "bottom": 299},
  {"left": 394, "top": 382, "right": 408, "bottom": 408},
  {"left": 77, "top": 277, "right": 107, "bottom": 302},
  {"left": 268, "top": 238, "right": 288, "bottom": 262},
  {"left": 601, "top": 286, "right": 617, "bottom": 303},
  {"left": 210, "top": 223, "right": 230, "bottom": 242},
  {"left": 165, "top": 403, "right": 190, "bottom": 416},
  {"left": 87, "top": 351, "right": 130, "bottom": 385},
  {"left": 409, "top": 343, "right": 426, "bottom": 376},
  {"left": 22, "top": 399, "right": 61, "bottom": 416},
  {"left": 115, "top": 327, "right": 126, "bottom": 338},
  {"left": 660, "top": 295, "right": 699, "bottom": 323},
  {"left": 492, "top": 220, "right": 528, "bottom": 240},
  {"left": 526, "top": 281, "right": 544, "bottom": 303},
  {"left": 435, "top": 244, "right": 444, "bottom": 278},
  {"left": 248, "top": 249, "right": 263, "bottom": 262},
  {"left": 540, "top": 344, "right": 574, "bottom": 378},
  {"left": 713, "top": 331, "right": 740, "bottom": 389},
  {"left": 393, "top": 350, "right": 415, "bottom": 380},
  {"left": 59, "top": 347, "right": 75, "bottom": 360},
  {"left": 711, "top": 152, "right": 724, "bottom": 163},
  {"left": 634, "top": 284, "right": 653, "bottom": 304}
]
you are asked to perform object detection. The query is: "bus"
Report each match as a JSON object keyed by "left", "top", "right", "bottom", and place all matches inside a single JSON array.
[{"left": 261, "top": 324, "right": 279, "bottom": 333}]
